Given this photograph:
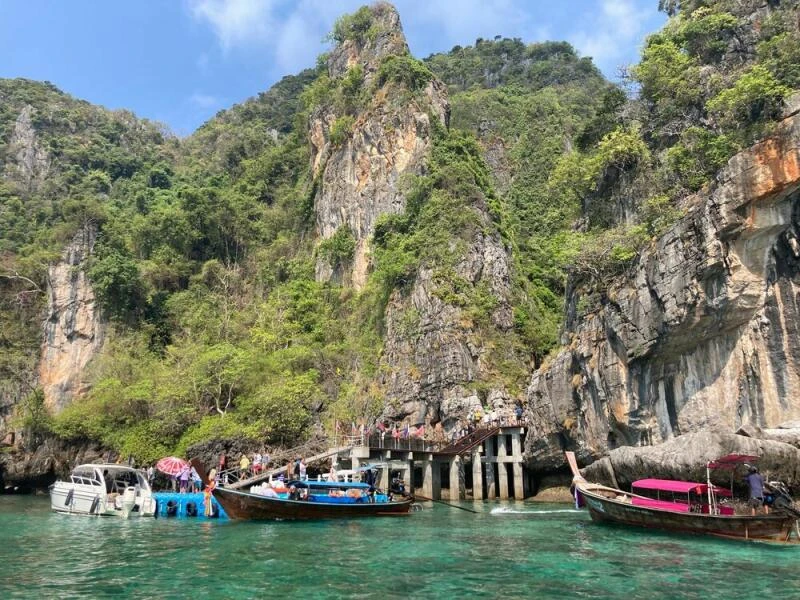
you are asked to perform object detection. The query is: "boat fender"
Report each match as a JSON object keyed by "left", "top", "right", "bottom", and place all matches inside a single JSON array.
[
  {"left": 207, "top": 502, "right": 219, "bottom": 518},
  {"left": 89, "top": 496, "right": 100, "bottom": 514},
  {"left": 166, "top": 500, "right": 178, "bottom": 517},
  {"left": 64, "top": 489, "right": 74, "bottom": 506},
  {"left": 186, "top": 502, "right": 198, "bottom": 517}
]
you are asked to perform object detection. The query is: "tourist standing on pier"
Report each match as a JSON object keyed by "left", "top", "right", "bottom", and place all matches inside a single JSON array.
[
  {"left": 191, "top": 466, "right": 202, "bottom": 492},
  {"left": 299, "top": 458, "right": 307, "bottom": 481},
  {"left": 239, "top": 454, "right": 250, "bottom": 479},
  {"left": 204, "top": 469, "right": 217, "bottom": 517},
  {"left": 178, "top": 464, "right": 191, "bottom": 493}
]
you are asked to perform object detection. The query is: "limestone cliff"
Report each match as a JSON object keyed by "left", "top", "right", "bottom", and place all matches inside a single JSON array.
[
  {"left": 380, "top": 221, "right": 517, "bottom": 428},
  {"left": 310, "top": 4, "right": 521, "bottom": 428},
  {"left": 3, "top": 104, "right": 50, "bottom": 192},
  {"left": 525, "top": 102, "right": 800, "bottom": 470},
  {"left": 39, "top": 224, "right": 104, "bottom": 412},
  {"left": 310, "top": 3, "right": 449, "bottom": 288}
]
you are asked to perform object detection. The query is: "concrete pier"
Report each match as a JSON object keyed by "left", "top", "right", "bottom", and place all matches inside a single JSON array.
[{"left": 332, "top": 426, "right": 529, "bottom": 502}]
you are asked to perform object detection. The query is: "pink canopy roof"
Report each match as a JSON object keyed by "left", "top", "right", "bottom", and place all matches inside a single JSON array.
[
  {"left": 707, "top": 454, "right": 759, "bottom": 470},
  {"left": 632, "top": 478, "right": 732, "bottom": 497}
]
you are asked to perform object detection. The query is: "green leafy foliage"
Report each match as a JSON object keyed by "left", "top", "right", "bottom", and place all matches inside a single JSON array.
[
  {"left": 376, "top": 55, "right": 434, "bottom": 91},
  {"left": 7, "top": 0, "right": 800, "bottom": 462},
  {"left": 425, "top": 38, "right": 604, "bottom": 94},
  {"left": 317, "top": 226, "right": 356, "bottom": 268},
  {"left": 330, "top": 6, "right": 376, "bottom": 44},
  {"left": 707, "top": 65, "right": 791, "bottom": 128},
  {"left": 328, "top": 115, "right": 355, "bottom": 146}
]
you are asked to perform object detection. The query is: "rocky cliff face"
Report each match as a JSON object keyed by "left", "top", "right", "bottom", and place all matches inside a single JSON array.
[
  {"left": 3, "top": 104, "right": 50, "bottom": 192},
  {"left": 526, "top": 102, "right": 800, "bottom": 471},
  {"left": 309, "top": 4, "right": 521, "bottom": 428},
  {"left": 380, "top": 223, "right": 517, "bottom": 428},
  {"left": 39, "top": 224, "right": 104, "bottom": 412},
  {"left": 310, "top": 3, "right": 449, "bottom": 288}
]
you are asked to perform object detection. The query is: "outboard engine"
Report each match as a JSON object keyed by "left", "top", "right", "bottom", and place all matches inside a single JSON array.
[
  {"left": 766, "top": 481, "right": 800, "bottom": 518},
  {"left": 120, "top": 487, "right": 137, "bottom": 518}
]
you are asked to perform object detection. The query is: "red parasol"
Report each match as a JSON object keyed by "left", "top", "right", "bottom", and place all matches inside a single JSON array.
[{"left": 156, "top": 456, "right": 189, "bottom": 476}]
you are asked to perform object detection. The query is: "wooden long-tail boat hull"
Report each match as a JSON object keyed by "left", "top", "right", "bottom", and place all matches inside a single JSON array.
[
  {"left": 214, "top": 487, "right": 414, "bottom": 520},
  {"left": 576, "top": 481, "right": 798, "bottom": 543}
]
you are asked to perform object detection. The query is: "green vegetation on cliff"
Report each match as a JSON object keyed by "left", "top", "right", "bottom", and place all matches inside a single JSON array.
[{"left": 4, "top": 1, "right": 800, "bottom": 464}]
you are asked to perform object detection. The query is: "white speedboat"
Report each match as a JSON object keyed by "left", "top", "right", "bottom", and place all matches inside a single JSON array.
[{"left": 50, "top": 464, "right": 157, "bottom": 518}]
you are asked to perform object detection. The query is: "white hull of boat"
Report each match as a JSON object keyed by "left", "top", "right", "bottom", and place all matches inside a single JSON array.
[{"left": 50, "top": 478, "right": 156, "bottom": 518}]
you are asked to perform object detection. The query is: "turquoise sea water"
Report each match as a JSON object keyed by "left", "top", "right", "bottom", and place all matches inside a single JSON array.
[{"left": 1, "top": 495, "right": 798, "bottom": 599}]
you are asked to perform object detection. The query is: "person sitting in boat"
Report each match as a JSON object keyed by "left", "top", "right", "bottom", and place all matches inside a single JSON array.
[
  {"left": 288, "top": 485, "right": 300, "bottom": 501},
  {"left": 745, "top": 466, "right": 769, "bottom": 516}
]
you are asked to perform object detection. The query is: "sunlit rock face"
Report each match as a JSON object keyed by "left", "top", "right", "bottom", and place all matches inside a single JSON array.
[
  {"left": 310, "top": 4, "right": 519, "bottom": 429},
  {"left": 526, "top": 104, "right": 800, "bottom": 471},
  {"left": 310, "top": 2, "right": 449, "bottom": 288},
  {"left": 380, "top": 226, "right": 516, "bottom": 429},
  {"left": 39, "top": 224, "right": 105, "bottom": 412}
]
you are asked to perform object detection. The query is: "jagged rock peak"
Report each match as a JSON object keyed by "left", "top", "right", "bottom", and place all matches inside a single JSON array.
[
  {"left": 327, "top": 2, "right": 409, "bottom": 84},
  {"left": 39, "top": 223, "right": 105, "bottom": 413}
]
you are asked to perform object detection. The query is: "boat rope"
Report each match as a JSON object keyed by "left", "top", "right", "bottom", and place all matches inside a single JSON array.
[{"left": 413, "top": 493, "right": 480, "bottom": 514}]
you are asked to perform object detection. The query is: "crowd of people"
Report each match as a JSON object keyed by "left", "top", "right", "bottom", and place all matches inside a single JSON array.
[
  {"left": 142, "top": 406, "right": 528, "bottom": 494},
  {"left": 342, "top": 404, "right": 527, "bottom": 447}
]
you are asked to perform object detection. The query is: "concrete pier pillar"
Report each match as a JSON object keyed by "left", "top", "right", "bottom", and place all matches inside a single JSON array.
[
  {"left": 379, "top": 451, "right": 389, "bottom": 491},
  {"left": 485, "top": 437, "right": 496, "bottom": 499},
  {"left": 422, "top": 456, "right": 441, "bottom": 500},
  {"left": 497, "top": 434, "right": 509, "bottom": 499},
  {"left": 512, "top": 432, "right": 524, "bottom": 499},
  {"left": 471, "top": 448, "right": 483, "bottom": 500},
  {"left": 449, "top": 456, "right": 466, "bottom": 500}
]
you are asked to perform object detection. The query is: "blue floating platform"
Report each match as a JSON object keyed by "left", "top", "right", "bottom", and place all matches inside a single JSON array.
[{"left": 153, "top": 492, "right": 228, "bottom": 520}]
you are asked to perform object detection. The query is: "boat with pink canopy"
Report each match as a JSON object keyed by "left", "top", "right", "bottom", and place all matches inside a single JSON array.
[{"left": 567, "top": 451, "right": 800, "bottom": 543}]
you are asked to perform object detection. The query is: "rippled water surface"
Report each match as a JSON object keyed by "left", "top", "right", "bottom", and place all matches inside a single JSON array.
[{"left": 2, "top": 496, "right": 799, "bottom": 599}]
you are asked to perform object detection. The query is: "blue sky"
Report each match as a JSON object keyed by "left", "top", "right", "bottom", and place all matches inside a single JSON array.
[{"left": 0, "top": 0, "right": 666, "bottom": 135}]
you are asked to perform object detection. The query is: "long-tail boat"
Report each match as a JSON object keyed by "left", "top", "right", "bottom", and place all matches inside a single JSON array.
[
  {"left": 213, "top": 478, "right": 414, "bottom": 520},
  {"left": 566, "top": 451, "right": 800, "bottom": 543}
]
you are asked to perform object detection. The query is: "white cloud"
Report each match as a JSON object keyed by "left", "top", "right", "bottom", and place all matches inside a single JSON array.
[
  {"left": 568, "top": 0, "right": 653, "bottom": 73},
  {"left": 187, "top": 0, "right": 662, "bottom": 81},
  {"left": 188, "top": 0, "right": 359, "bottom": 73},
  {"left": 189, "top": 92, "right": 222, "bottom": 109},
  {"left": 188, "top": 0, "right": 278, "bottom": 49},
  {"left": 404, "top": 0, "right": 529, "bottom": 45}
]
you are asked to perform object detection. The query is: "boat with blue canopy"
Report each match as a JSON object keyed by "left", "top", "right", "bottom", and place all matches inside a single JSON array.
[{"left": 213, "top": 465, "right": 415, "bottom": 520}]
